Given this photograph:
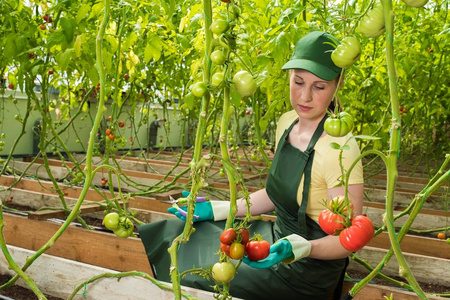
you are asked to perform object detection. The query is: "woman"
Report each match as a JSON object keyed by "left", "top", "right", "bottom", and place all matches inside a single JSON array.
[{"left": 139, "top": 31, "right": 364, "bottom": 300}]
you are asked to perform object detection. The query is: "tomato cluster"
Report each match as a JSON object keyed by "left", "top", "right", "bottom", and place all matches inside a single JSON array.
[
  {"left": 318, "top": 196, "right": 374, "bottom": 252},
  {"left": 103, "top": 212, "right": 134, "bottom": 238},
  {"left": 219, "top": 228, "right": 271, "bottom": 261}
]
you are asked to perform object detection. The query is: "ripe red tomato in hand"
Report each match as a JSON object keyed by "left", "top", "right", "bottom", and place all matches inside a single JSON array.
[
  {"left": 339, "top": 215, "right": 374, "bottom": 252},
  {"left": 229, "top": 242, "right": 245, "bottom": 260},
  {"left": 212, "top": 262, "right": 236, "bottom": 283},
  {"left": 245, "top": 240, "right": 270, "bottom": 261},
  {"left": 324, "top": 112, "right": 354, "bottom": 137},
  {"left": 318, "top": 209, "right": 345, "bottom": 235},
  {"left": 220, "top": 228, "right": 237, "bottom": 245}
]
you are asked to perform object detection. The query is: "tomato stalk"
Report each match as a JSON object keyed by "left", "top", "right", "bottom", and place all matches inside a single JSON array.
[
  {"left": 167, "top": 0, "right": 213, "bottom": 298},
  {"left": 349, "top": 0, "right": 428, "bottom": 298},
  {"left": 0, "top": 0, "right": 112, "bottom": 289}
]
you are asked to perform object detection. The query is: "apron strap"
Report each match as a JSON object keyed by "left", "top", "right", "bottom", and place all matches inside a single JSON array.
[{"left": 298, "top": 115, "right": 327, "bottom": 236}]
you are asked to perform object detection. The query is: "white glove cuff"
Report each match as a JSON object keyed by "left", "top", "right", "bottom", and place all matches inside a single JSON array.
[
  {"left": 210, "top": 201, "right": 230, "bottom": 221},
  {"left": 283, "top": 234, "right": 311, "bottom": 264}
]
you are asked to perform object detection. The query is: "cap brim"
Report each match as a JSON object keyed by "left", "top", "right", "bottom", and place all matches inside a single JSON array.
[{"left": 281, "top": 59, "right": 339, "bottom": 81}]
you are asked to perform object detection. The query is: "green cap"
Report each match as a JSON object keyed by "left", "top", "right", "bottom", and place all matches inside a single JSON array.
[{"left": 281, "top": 31, "right": 342, "bottom": 80}]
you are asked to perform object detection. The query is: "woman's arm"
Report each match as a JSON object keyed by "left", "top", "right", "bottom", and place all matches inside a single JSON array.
[
  {"left": 309, "top": 183, "right": 364, "bottom": 260},
  {"left": 236, "top": 189, "right": 276, "bottom": 218}
]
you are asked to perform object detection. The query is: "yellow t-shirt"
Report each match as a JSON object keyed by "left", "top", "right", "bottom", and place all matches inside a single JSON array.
[{"left": 275, "top": 110, "right": 364, "bottom": 222}]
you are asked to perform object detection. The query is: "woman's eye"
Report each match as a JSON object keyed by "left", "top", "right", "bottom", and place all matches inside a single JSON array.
[
  {"left": 295, "top": 81, "right": 303, "bottom": 85},
  {"left": 315, "top": 85, "right": 325, "bottom": 90}
]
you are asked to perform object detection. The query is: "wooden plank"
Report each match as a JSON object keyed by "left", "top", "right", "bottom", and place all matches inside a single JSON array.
[
  {"left": 1, "top": 246, "right": 220, "bottom": 300},
  {"left": 27, "top": 203, "right": 106, "bottom": 220},
  {"left": 3, "top": 213, "right": 153, "bottom": 275},
  {"left": 349, "top": 246, "right": 450, "bottom": 287},
  {"left": 341, "top": 282, "right": 442, "bottom": 300},
  {"left": 367, "top": 232, "right": 450, "bottom": 259}
]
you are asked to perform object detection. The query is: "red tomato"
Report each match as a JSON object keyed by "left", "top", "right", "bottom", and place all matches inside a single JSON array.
[
  {"left": 318, "top": 209, "right": 345, "bottom": 235},
  {"left": 220, "top": 243, "right": 231, "bottom": 255},
  {"left": 339, "top": 215, "right": 374, "bottom": 252},
  {"left": 118, "top": 121, "right": 125, "bottom": 127},
  {"left": 238, "top": 228, "right": 250, "bottom": 245},
  {"left": 220, "top": 228, "right": 236, "bottom": 245},
  {"left": 105, "top": 129, "right": 112, "bottom": 136},
  {"left": 245, "top": 240, "right": 270, "bottom": 261},
  {"left": 229, "top": 242, "right": 245, "bottom": 260}
]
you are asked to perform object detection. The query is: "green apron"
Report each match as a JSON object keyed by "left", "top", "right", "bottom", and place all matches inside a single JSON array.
[{"left": 138, "top": 116, "right": 347, "bottom": 300}]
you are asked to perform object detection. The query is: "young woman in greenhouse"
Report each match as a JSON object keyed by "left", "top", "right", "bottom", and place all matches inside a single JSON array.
[{"left": 139, "top": 31, "right": 364, "bottom": 300}]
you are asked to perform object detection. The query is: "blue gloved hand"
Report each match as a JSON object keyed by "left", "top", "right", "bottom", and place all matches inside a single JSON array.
[
  {"left": 167, "top": 201, "right": 214, "bottom": 222},
  {"left": 167, "top": 191, "right": 230, "bottom": 222},
  {"left": 242, "top": 235, "right": 312, "bottom": 269},
  {"left": 242, "top": 239, "right": 293, "bottom": 269}
]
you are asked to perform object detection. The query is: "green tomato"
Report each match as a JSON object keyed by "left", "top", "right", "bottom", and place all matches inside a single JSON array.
[
  {"left": 103, "top": 212, "right": 120, "bottom": 230},
  {"left": 358, "top": 5, "right": 385, "bottom": 38},
  {"left": 324, "top": 112, "right": 355, "bottom": 137},
  {"left": 331, "top": 37, "right": 361, "bottom": 68},
  {"left": 402, "top": 0, "right": 429, "bottom": 7},
  {"left": 191, "top": 82, "right": 208, "bottom": 98},
  {"left": 232, "top": 70, "right": 257, "bottom": 97},
  {"left": 113, "top": 217, "right": 134, "bottom": 238},
  {"left": 211, "top": 72, "right": 225, "bottom": 88},
  {"left": 211, "top": 50, "right": 226, "bottom": 65},
  {"left": 210, "top": 20, "right": 229, "bottom": 35},
  {"left": 212, "top": 262, "right": 236, "bottom": 283}
]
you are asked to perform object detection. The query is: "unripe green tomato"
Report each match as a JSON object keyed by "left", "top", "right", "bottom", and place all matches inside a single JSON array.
[
  {"left": 210, "top": 20, "right": 229, "bottom": 35},
  {"left": 402, "top": 0, "right": 429, "bottom": 7},
  {"left": 211, "top": 72, "right": 225, "bottom": 88},
  {"left": 232, "top": 70, "right": 257, "bottom": 97},
  {"left": 103, "top": 212, "right": 120, "bottom": 230},
  {"left": 191, "top": 82, "right": 208, "bottom": 98},
  {"left": 324, "top": 112, "right": 355, "bottom": 137},
  {"left": 1, "top": 133, "right": 6, "bottom": 139},
  {"left": 211, "top": 50, "right": 226, "bottom": 65},
  {"left": 358, "top": 5, "right": 385, "bottom": 38},
  {"left": 331, "top": 37, "right": 361, "bottom": 68},
  {"left": 212, "top": 262, "right": 236, "bottom": 283}
]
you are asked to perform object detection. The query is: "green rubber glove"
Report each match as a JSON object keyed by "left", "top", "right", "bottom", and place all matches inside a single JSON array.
[
  {"left": 242, "top": 240, "right": 293, "bottom": 269},
  {"left": 243, "top": 234, "right": 311, "bottom": 269}
]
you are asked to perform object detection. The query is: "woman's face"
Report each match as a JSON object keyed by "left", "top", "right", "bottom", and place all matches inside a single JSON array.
[{"left": 289, "top": 69, "right": 338, "bottom": 122}]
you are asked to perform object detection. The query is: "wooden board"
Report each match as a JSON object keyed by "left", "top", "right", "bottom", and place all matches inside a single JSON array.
[{"left": 2, "top": 213, "right": 153, "bottom": 275}]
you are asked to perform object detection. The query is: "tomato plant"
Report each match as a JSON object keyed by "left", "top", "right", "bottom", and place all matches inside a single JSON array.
[
  {"left": 211, "top": 262, "right": 236, "bottom": 283},
  {"left": 220, "top": 228, "right": 237, "bottom": 245},
  {"left": 103, "top": 212, "right": 120, "bottom": 230},
  {"left": 191, "top": 82, "right": 207, "bottom": 98},
  {"left": 229, "top": 242, "right": 245, "bottom": 260},
  {"left": 245, "top": 239, "right": 270, "bottom": 261},
  {"left": 318, "top": 209, "right": 345, "bottom": 235},
  {"left": 113, "top": 217, "right": 134, "bottom": 238},
  {"left": 210, "top": 50, "right": 226, "bottom": 65},
  {"left": 358, "top": 4, "right": 385, "bottom": 38},
  {"left": 324, "top": 112, "right": 354, "bottom": 137},
  {"left": 210, "top": 20, "right": 229, "bottom": 35},
  {"left": 238, "top": 228, "right": 250, "bottom": 245},
  {"left": 339, "top": 215, "right": 374, "bottom": 252},
  {"left": 331, "top": 36, "right": 361, "bottom": 68},
  {"left": 232, "top": 70, "right": 257, "bottom": 97}
]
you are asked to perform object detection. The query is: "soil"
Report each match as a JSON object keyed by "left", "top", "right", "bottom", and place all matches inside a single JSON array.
[{"left": 0, "top": 275, "right": 63, "bottom": 300}]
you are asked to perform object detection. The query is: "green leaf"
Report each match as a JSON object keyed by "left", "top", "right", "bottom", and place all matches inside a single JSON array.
[
  {"left": 55, "top": 48, "right": 74, "bottom": 71},
  {"left": 76, "top": 3, "right": 91, "bottom": 23},
  {"left": 329, "top": 142, "right": 341, "bottom": 149},
  {"left": 60, "top": 17, "right": 75, "bottom": 44},
  {"left": 230, "top": 86, "right": 242, "bottom": 108}
]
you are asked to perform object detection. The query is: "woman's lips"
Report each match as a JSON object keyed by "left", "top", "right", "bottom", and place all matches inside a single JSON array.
[{"left": 299, "top": 105, "right": 312, "bottom": 111}]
